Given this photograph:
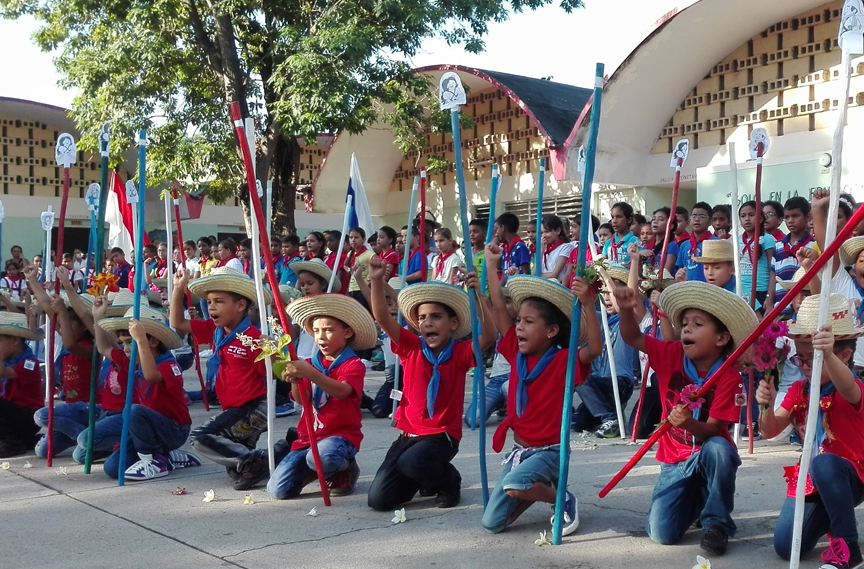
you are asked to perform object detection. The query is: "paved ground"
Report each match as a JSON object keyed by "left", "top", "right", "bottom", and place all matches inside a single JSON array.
[{"left": 0, "top": 369, "right": 852, "bottom": 569}]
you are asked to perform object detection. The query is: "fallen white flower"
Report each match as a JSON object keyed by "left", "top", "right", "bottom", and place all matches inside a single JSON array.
[
  {"left": 23, "top": 461, "right": 33, "bottom": 469},
  {"left": 391, "top": 508, "right": 407, "bottom": 524},
  {"left": 56, "top": 466, "right": 68, "bottom": 476},
  {"left": 305, "top": 507, "right": 318, "bottom": 517},
  {"left": 0, "top": 462, "right": 9, "bottom": 470},
  {"left": 243, "top": 495, "right": 254, "bottom": 505},
  {"left": 202, "top": 489, "right": 216, "bottom": 502},
  {"left": 692, "top": 556, "right": 711, "bottom": 569},
  {"left": 534, "top": 530, "right": 551, "bottom": 546}
]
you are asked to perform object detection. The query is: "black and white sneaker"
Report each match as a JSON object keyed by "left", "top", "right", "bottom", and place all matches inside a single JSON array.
[
  {"left": 595, "top": 420, "right": 620, "bottom": 439},
  {"left": 168, "top": 450, "right": 202, "bottom": 469}
]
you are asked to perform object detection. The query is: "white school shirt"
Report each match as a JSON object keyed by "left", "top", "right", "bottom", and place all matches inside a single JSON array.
[
  {"left": 0, "top": 276, "right": 24, "bottom": 299},
  {"left": 541, "top": 242, "right": 574, "bottom": 283},
  {"left": 829, "top": 268, "right": 864, "bottom": 367},
  {"left": 430, "top": 252, "right": 465, "bottom": 283},
  {"left": 224, "top": 257, "right": 244, "bottom": 272}
]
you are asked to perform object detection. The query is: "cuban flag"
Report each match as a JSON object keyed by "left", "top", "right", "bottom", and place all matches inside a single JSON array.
[{"left": 347, "top": 153, "right": 377, "bottom": 237}]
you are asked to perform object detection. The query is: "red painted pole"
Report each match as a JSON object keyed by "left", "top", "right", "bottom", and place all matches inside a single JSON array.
[
  {"left": 746, "top": 141, "right": 765, "bottom": 454},
  {"left": 229, "top": 102, "right": 331, "bottom": 506},
  {"left": 630, "top": 156, "right": 682, "bottom": 442},
  {"left": 419, "top": 170, "right": 427, "bottom": 281},
  {"left": 600, "top": 197, "right": 864, "bottom": 497},
  {"left": 171, "top": 184, "right": 209, "bottom": 412}
]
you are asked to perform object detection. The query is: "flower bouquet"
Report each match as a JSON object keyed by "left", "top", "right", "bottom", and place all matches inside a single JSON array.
[
  {"left": 86, "top": 272, "right": 120, "bottom": 297},
  {"left": 237, "top": 316, "right": 293, "bottom": 377}
]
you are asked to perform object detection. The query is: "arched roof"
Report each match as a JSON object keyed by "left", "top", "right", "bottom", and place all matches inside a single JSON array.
[{"left": 0, "top": 97, "right": 77, "bottom": 132}]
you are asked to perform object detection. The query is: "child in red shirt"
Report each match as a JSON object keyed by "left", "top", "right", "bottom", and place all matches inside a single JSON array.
[
  {"left": 367, "top": 256, "right": 496, "bottom": 510},
  {"left": 266, "top": 292, "right": 377, "bottom": 499},
  {"left": 481, "top": 242, "right": 601, "bottom": 536},
  {"left": 615, "top": 280, "right": 758, "bottom": 557},
  {"left": 0, "top": 313, "right": 44, "bottom": 458},
  {"left": 173, "top": 267, "right": 272, "bottom": 490},
  {"left": 94, "top": 300, "right": 195, "bottom": 480},
  {"left": 757, "top": 294, "right": 864, "bottom": 569}
]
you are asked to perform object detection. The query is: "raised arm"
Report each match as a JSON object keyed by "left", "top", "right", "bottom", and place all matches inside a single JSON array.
[
  {"left": 128, "top": 319, "right": 162, "bottom": 383},
  {"left": 464, "top": 271, "right": 497, "bottom": 351},
  {"left": 57, "top": 266, "right": 95, "bottom": 333},
  {"left": 49, "top": 295, "right": 92, "bottom": 360},
  {"left": 91, "top": 296, "right": 119, "bottom": 359},
  {"left": 811, "top": 189, "right": 843, "bottom": 277},
  {"left": 572, "top": 276, "right": 602, "bottom": 364},
  {"left": 485, "top": 243, "right": 513, "bottom": 337},
  {"left": 169, "top": 269, "right": 192, "bottom": 337},
  {"left": 369, "top": 256, "right": 402, "bottom": 342},
  {"left": 23, "top": 264, "right": 53, "bottom": 317},
  {"left": 612, "top": 286, "right": 646, "bottom": 352}
]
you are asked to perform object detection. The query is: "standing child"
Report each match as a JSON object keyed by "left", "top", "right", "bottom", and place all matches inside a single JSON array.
[
  {"left": 214, "top": 239, "right": 244, "bottom": 271},
  {"left": 376, "top": 226, "right": 401, "bottom": 282},
  {"left": 675, "top": 202, "right": 715, "bottom": 282},
  {"left": 344, "top": 227, "right": 375, "bottom": 306},
  {"left": 195, "top": 237, "right": 218, "bottom": 278},
  {"left": 0, "top": 261, "right": 25, "bottom": 300},
  {"left": 0, "top": 313, "right": 43, "bottom": 457},
  {"left": 603, "top": 202, "right": 641, "bottom": 269},
  {"left": 597, "top": 223, "right": 613, "bottom": 247},
  {"left": 674, "top": 206, "right": 691, "bottom": 245},
  {"left": 171, "top": 267, "right": 273, "bottom": 489},
  {"left": 645, "top": 207, "right": 679, "bottom": 274},
  {"left": 711, "top": 205, "right": 733, "bottom": 240},
  {"left": 481, "top": 245, "right": 601, "bottom": 535},
  {"left": 400, "top": 226, "right": 425, "bottom": 284},
  {"left": 279, "top": 235, "right": 303, "bottom": 287},
  {"left": 738, "top": 200, "right": 776, "bottom": 314},
  {"left": 496, "top": 213, "right": 531, "bottom": 278},
  {"left": 763, "top": 200, "right": 786, "bottom": 242},
  {"left": 539, "top": 215, "right": 573, "bottom": 283},
  {"left": 431, "top": 228, "right": 465, "bottom": 284},
  {"left": 324, "top": 230, "right": 350, "bottom": 295},
  {"left": 366, "top": 257, "right": 496, "bottom": 510},
  {"left": 757, "top": 294, "right": 864, "bottom": 569},
  {"left": 469, "top": 219, "right": 487, "bottom": 287},
  {"left": 266, "top": 293, "right": 377, "bottom": 499},
  {"left": 773, "top": 197, "right": 816, "bottom": 313},
  {"left": 562, "top": 216, "right": 596, "bottom": 288},
  {"left": 614, "top": 281, "right": 758, "bottom": 556}
]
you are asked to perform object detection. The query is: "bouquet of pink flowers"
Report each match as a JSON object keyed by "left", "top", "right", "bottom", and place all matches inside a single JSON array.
[{"left": 742, "top": 320, "right": 791, "bottom": 410}]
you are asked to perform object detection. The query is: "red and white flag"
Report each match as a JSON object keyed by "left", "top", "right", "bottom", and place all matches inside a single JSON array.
[{"left": 107, "top": 171, "right": 149, "bottom": 255}]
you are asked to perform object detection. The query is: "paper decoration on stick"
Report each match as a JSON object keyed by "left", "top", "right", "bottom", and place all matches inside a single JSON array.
[
  {"left": 40, "top": 209, "right": 55, "bottom": 231},
  {"left": 125, "top": 180, "right": 139, "bottom": 204},
  {"left": 577, "top": 146, "right": 587, "bottom": 174},
  {"left": 438, "top": 72, "right": 466, "bottom": 111},
  {"left": 86, "top": 184, "right": 100, "bottom": 211},
  {"left": 99, "top": 122, "right": 111, "bottom": 157},
  {"left": 0, "top": 201, "right": 5, "bottom": 222},
  {"left": 840, "top": 0, "right": 864, "bottom": 56},
  {"left": 670, "top": 139, "right": 690, "bottom": 167},
  {"left": 55, "top": 134, "right": 77, "bottom": 168},
  {"left": 749, "top": 128, "right": 770, "bottom": 158},
  {"left": 256, "top": 179, "right": 264, "bottom": 198}
]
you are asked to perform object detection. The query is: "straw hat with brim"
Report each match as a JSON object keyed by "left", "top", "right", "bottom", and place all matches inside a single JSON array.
[
  {"left": 60, "top": 291, "right": 95, "bottom": 309},
  {"left": 292, "top": 259, "right": 341, "bottom": 293},
  {"left": 603, "top": 268, "right": 630, "bottom": 287},
  {"left": 286, "top": 293, "right": 378, "bottom": 350},
  {"left": 398, "top": 282, "right": 472, "bottom": 339},
  {"left": 692, "top": 239, "right": 735, "bottom": 264},
  {"left": 154, "top": 278, "right": 202, "bottom": 305},
  {"left": 98, "top": 306, "right": 183, "bottom": 350},
  {"left": 0, "top": 312, "right": 43, "bottom": 341},
  {"left": 506, "top": 275, "right": 589, "bottom": 345},
  {"left": 778, "top": 266, "right": 819, "bottom": 292},
  {"left": 787, "top": 294, "right": 864, "bottom": 339},
  {"left": 387, "top": 277, "right": 403, "bottom": 291},
  {"left": 188, "top": 267, "right": 273, "bottom": 306},
  {"left": 659, "top": 281, "right": 758, "bottom": 349},
  {"left": 278, "top": 284, "right": 303, "bottom": 305},
  {"left": 106, "top": 290, "right": 165, "bottom": 317},
  {"left": 840, "top": 236, "right": 864, "bottom": 267}
]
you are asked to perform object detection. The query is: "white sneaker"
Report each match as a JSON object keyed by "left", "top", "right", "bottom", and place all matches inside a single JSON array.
[
  {"left": 124, "top": 453, "right": 170, "bottom": 481},
  {"left": 550, "top": 492, "right": 580, "bottom": 536},
  {"left": 199, "top": 349, "right": 213, "bottom": 359}
]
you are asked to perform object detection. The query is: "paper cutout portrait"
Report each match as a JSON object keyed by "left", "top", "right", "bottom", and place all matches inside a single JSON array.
[
  {"left": 86, "top": 183, "right": 100, "bottom": 210},
  {"left": 40, "top": 211, "right": 55, "bottom": 232},
  {"left": 577, "top": 146, "right": 587, "bottom": 174},
  {"left": 840, "top": 0, "right": 864, "bottom": 55},
  {"left": 125, "top": 180, "right": 139, "bottom": 204},
  {"left": 54, "top": 134, "right": 77, "bottom": 168},
  {"left": 438, "top": 72, "right": 466, "bottom": 111},
  {"left": 670, "top": 139, "right": 690, "bottom": 167},
  {"left": 749, "top": 128, "right": 770, "bottom": 158}
]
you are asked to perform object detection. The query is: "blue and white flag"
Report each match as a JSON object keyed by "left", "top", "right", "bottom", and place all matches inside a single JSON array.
[{"left": 348, "top": 153, "right": 377, "bottom": 237}]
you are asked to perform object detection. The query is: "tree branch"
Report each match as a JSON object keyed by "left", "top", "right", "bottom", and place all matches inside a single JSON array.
[{"left": 187, "top": 0, "right": 223, "bottom": 74}]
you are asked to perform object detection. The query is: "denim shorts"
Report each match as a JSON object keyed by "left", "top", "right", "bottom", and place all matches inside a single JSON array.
[{"left": 482, "top": 446, "right": 560, "bottom": 533}]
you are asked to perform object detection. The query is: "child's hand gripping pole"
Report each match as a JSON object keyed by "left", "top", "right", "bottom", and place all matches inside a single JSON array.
[
  {"left": 229, "top": 102, "right": 331, "bottom": 506},
  {"left": 599, "top": 198, "right": 864, "bottom": 498}
]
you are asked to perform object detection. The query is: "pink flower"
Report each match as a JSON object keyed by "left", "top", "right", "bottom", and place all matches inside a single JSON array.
[
  {"left": 752, "top": 339, "right": 779, "bottom": 371},
  {"left": 763, "top": 320, "right": 789, "bottom": 340},
  {"left": 680, "top": 384, "right": 706, "bottom": 410}
]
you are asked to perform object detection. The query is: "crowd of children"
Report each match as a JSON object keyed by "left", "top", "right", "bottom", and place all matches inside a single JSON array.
[{"left": 5, "top": 191, "right": 864, "bottom": 568}]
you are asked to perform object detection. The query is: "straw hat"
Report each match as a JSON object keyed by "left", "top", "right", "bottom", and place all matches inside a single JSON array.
[
  {"left": 153, "top": 278, "right": 202, "bottom": 305},
  {"left": 787, "top": 293, "right": 864, "bottom": 339},
  {"left": 691, "top": 239, "right": 734, "bottom": 264},
  {"left": 59, "top": 291, "right": 95, "bottom": 309},
  {"left": 603, "top": 267, "right": 630, "bottom": 287},
  {"left": 278, "top": 284, "right": 303, "bottom": 305},
  {"left": 398, "top": 282, "right": 472, "bottom": 339},
  {"left": 659, "top": 281, "right": 758, "bottom": 349},
  {"left": 387, "top": 276, "right": 403, "bottom": 291},
  {"left": 778, "top": 266, "right": 819, "bottom": 292},
  {"left": 286, "top": 293, "right": 378, "bottom": 350},
  {"left": 98, "top": 305, "right": 183, "bottom": 350},
  {"left": 839, "top": 236, "right": 864, "bottom": 267},
  {"left": 0, "top": 312, "right": 43, "bottom": 341},
  {"left": 106, "top": 289, "right": 163, "bottom": 317},
  {"left": 188, "top": 266, "right": 273, "bottom": 306},
  {"left": 292, "top": 259, "right": 341, "bottom": 293},
  {"left": 506, "top": 275, "right": 588, "bottom": 345}
]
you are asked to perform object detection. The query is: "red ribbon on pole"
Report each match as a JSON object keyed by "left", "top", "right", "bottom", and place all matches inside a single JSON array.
[
  {"left": 600, "top": 196, "right": 864, "bottom": 498},
  {"left": 229, "top": 102, "right": 331, "bottom": 506}
]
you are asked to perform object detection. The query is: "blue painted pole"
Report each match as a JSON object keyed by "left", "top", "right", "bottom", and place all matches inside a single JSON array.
[
  {"left": 533, "top": 158, "right": 546, "bottom": 276},
  {"left": 552, "top": 63, "right": 604, "bottom": 544},
  {"left": 450, "top": 109, "right": 489, "bottom": 507},
  {"left": 117, "top": 130, "right": 148, "bottom": 486}
]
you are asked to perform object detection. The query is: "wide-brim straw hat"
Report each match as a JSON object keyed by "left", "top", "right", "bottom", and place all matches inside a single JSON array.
[
  {"left": 659, "top": 281, "right": 758, "bottom": 349},
  {"left": 0, "top": 312, "right": 43, "bottom": 341},
  {"left": 603, "top": 267, "right": 630, "bottom": 287},
  {"left": 840, "top": 236, "right": 864, "bottom": 267},
  {"left": 59, "top": 291, "right": 95, "bottom": 310},
  {"left": 387, "top": 276, "right": 403, "bottom": 291},
  {"left": 778, "top": 266, "right": 818, "bottom": 292},
  {"left": 188, "top": 267, "right": 273, "bottom": 306},
  {"left": 787, "top": 293, "right": 864, "bottom": 339},
  {"left": 506, "top": 275, "right": 588, "bottom": 345},
  {"left": 286, "top": 293, "right": 378, "bottom": 350},
  {"left": 278, "top": 284, "right": 303, "bottom": 305},
  {"left": 292, "top": 259, "right": 341, "bottom": 293},
  {"left": 398, "top": 281, "right": 472, "bottom": 339},
  {"left": 106, "top": 289, "right": 163, "bottom": 316},
  {"left": 153, "top": 278, "right": 202, "bottom": 305},
  {"left": 98, "top": 305, "right": 183, "bottom": 350},
  {"left": 692, "top": 239, "right": 734, "bottom": 264}
]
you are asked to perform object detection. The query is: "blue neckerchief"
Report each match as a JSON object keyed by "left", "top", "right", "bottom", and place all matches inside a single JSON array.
[
  {"left": 0, "top": 346, "right": 37, "bottom": 399},
  {"left": 681, "top": 355, "right": 724, "bottom": 421},
  {"left": 420, "top": 337, "right": 455, "bottom": 418},
  {"left": 606, "top": 314, "right": 620, "bottom": 327},
  {"left": 515, "top": 345, "right": 560, "bottom": 417},
  {"left": 309, "top": 347, "right": 357, "bottom": 411},
  {"left": 853, "top": 279, "right": 864, "bottom": 325},
  {"left": 53, "top": 346, "right": 71, "bottom": 389},
  {"left": 206, "top": 316, "right": 251, "bottom": 388}
]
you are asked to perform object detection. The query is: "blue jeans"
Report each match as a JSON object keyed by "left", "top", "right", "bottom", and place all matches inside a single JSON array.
[
  {"left": 464, "top": 374, "right": 508, "bottom": 427},
  {"left": 74, "top": 411, "right": 125, "bottom": 464},
  {"left": 774, "top": 453, "right": 864, "bottom": 559},
  {"left": 482, "top": 446, "right": 559, "bottom": 533},
  {"left": 646, "top": 437, "right": 741, "bottom": 544},
  {"left": 266, "top": 436, "right": 357, "bottom": 500},
  {"left": 34, "top": 402, "right": 105, "bottom": 459},
  {"left": 104, "top": 405, "right": 190, "bottom": 479},
  {"left": 574, "top": 375, "right": 634, "bottom": 427}
]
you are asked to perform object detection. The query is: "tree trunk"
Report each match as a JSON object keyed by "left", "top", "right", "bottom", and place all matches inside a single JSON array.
[{"left": 270, "top": 135, "right": 301, "bottom": 236}]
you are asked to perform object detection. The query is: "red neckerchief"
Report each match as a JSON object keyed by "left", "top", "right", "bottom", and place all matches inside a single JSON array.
[
  {"left": 214, "top": 254, "right": 237, "bottom": 268},
  {"left": 435, "top": 250, "right": 455, "bottom": 277},
  {"left": 283, "top": 253, "right": 299, "bottom": 267},
  {"left": 543, "top": 239, "right": 564, "bottom": 268},
  {"left": 742, "top": 233, "right": 758, "bottom": 258},
  {"left": 689, "top": 231, "right": 713, "bottom": 249},
  {"left": 782, "top": 233, "right": 815, "bottom": 256},
  {"left": 378, "top": 247, "right": 393, "bottom": 261},
  {"left": 772, "top": 229, "right": 786, "bottom": 241},
  {"left": 501, "top": 235, "right": 523, "bottom": 270},
  {"left": 348, "top": 246, "right": 367, "bottom": 266},
  {"left": 675, "top": 231, "right": 690, "bottom": 244},
  {"left": 609, "top": 232, "right": 630, "bottom": 261},
  {"left": 5, "top": 275, "right": 22, "bottom": 293},
  {"left": 242, "top": 259, "right": 251, "bottom": 275}
]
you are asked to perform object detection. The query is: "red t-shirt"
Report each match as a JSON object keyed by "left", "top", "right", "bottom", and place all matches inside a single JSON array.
[
  {"left": 392, "top": 328, "right": 474, "bottom": 440},
  {"left": 61, "top": 340, "right": 97, "bottom": 404},
  {"left": 291, "top": 355, "right": 365, "bottom": 451},
  {"left": 644, "top": 335, "right": 741, "bottom": 464},
  {"left": 1, "top": 352, "right": 42, "bottom": 409},
  {"left": 782, "top": 379, "right": 864, "bottom": 485},
  {"left": 191, "top": 319, "right": 267, "bottom": 409},
  {"left": 565, "top": 245, "right": 594, "bottom": 287},
  {"left": 492, "top": 326, "right": 589, "bottom": 451},
  {"left": 111, "top": 348, "right": 191, "bottom": 425},
  {"left": 324, "top": 251, "right": 350, "bottom": 295},
  {"left": 379, "top": 249, "right": 400, "bottom": 272}
]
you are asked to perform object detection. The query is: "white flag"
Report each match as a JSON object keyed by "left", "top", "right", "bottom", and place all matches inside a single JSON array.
[{"left": 348, "top": 154, "right": 377, "bottom": 237}]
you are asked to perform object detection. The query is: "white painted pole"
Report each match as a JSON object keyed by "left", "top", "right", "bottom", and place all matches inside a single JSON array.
[
  {"left": 42, "top": 206, "right": 54, "bottom": 404},
  {"left": 164, "top": 194, "right": 173, "bottom": 303},
  {"left": 729, "top": 142, "right": 744, "bottom": 446},
  {"left": 328, "top": 195, "right": 352, "bottom": 293}
]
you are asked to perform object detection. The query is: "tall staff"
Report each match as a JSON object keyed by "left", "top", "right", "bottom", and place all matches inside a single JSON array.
[
  {"left": 85, "top": 184, "right": 99, "bottom": 292},
  {"left": 40, "top": 206, "right": 55, "bottom": 456},
  {"left": 419, "top": 171, "right": 427, "bottom": 281},
  {"left": 790, "top": 4, "right": 863, "bottom": 566},
  {"left": 728, "top": 142, "right": 746, "bottom": 446},
  {"left": 439, "top": 71, "right": 489, "bottom": 507},
  {"left": 84, "top": 122, "right": 111, "bottom": 473},
  {"left": 230, "top": 102, "right": 331, "bottom": 505},
  {"left": 117, "top": 130, "right": 149, "bottom": 486},
  {"left": 630, "top": 138, "right": 689, "bottom": 442},
  {"left": 533, "top": 159, "right": 546, "bottom": 276},
  {"left": 551, "top": 63, "right": 604, "bottom": 544}
]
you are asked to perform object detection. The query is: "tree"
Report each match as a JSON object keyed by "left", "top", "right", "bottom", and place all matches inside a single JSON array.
[{"left": 2, "top": 0, "right": 583, "bottom": 235}]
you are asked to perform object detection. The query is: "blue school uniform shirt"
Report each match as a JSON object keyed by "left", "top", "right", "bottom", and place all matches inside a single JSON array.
[
  {"left": 280, "top": 255, "right": 302, "bottom": 286},
  {"left": 722, "top": 274, "right": 737, "bottom": 293},
  {"left": 676, "top": 235, "right": 717, "bottom": 282},
  {"left": 271, "top": 255, "right": 284, "bottom": 283},
  {"left": 590, "top": 314, "right": 640, "bottom": 382},
  {"left": 772, "top": 233, "right": 816, "bottom": 310},
  {"left": 602, "top": 232, "right": 641, "bottom": 269},
  {"left": 501, "top": 238, "right": 531, "bottom": 275},
  {"left": 738, "top": 233, "right": 775, "bottom": 295}
]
